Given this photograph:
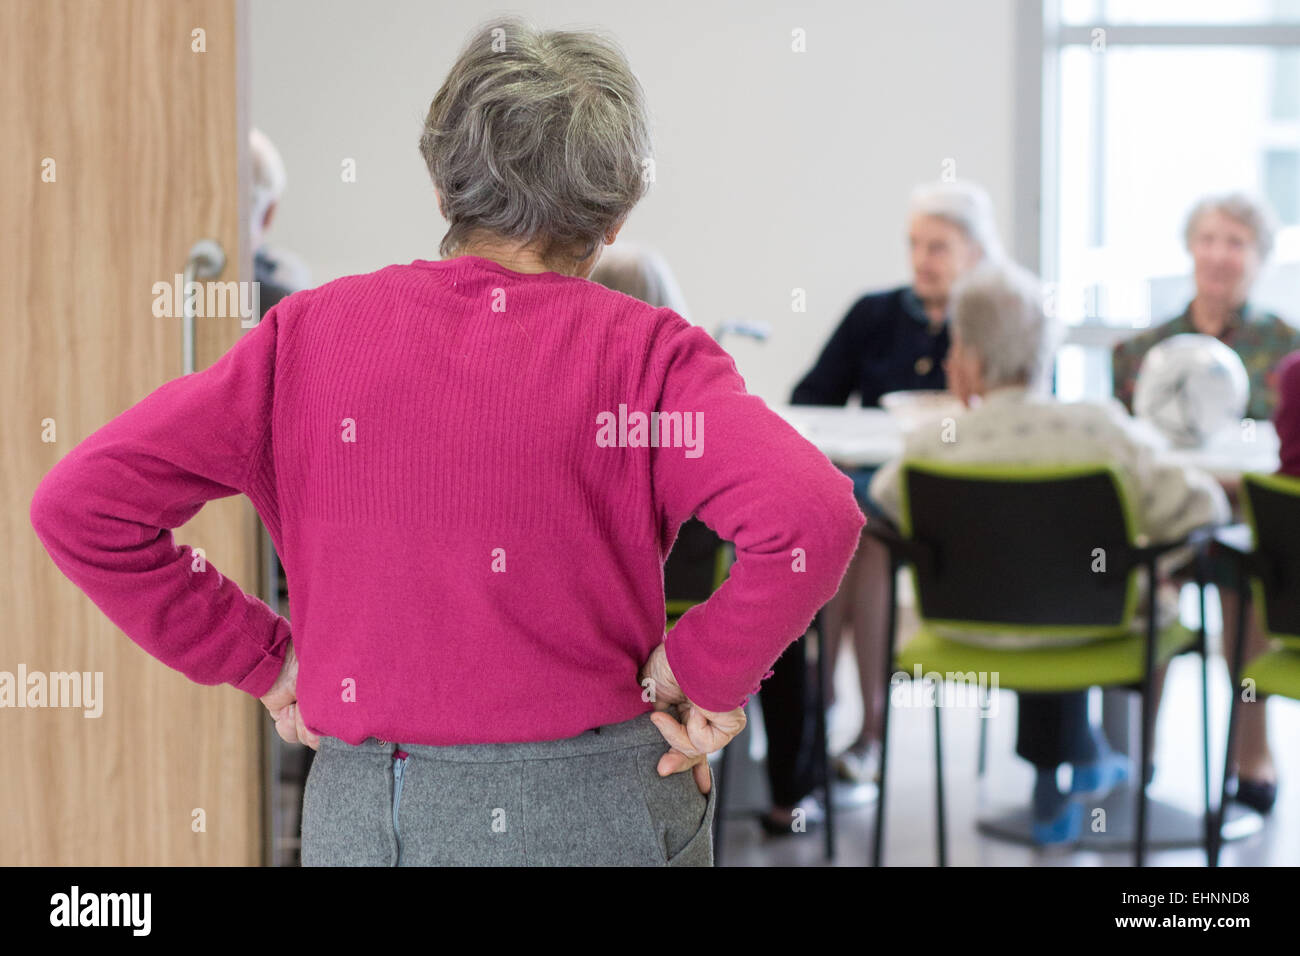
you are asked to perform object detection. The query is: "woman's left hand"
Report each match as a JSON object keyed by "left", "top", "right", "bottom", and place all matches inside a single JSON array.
[
  {"left": 638, "top": 642, "right": 746, "bottom": 795},
  {"left": 649, "top": 702, "right": 747, "bottom": 796}
]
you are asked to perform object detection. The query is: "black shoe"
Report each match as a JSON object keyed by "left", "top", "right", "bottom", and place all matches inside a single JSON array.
[{"left": 1228, "top": 775, "right": 1278, "bottom": 814}]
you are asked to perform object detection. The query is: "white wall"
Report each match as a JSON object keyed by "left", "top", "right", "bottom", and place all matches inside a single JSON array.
[{"left": 251, "top": 0, "right": 1016, "bottom": 404}]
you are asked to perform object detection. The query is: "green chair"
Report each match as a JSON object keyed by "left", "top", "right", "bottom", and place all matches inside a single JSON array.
[
  {"left": 1209, "top": 472, "right": 1300, "bottom": 867},
  {"left": 866, "top": 461, "right": 1217, "bottom": 867}
]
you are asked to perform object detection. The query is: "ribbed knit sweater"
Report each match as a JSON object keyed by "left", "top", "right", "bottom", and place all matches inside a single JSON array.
[{"left": 30, "top": 255, "right": 865, "bottom": 745}]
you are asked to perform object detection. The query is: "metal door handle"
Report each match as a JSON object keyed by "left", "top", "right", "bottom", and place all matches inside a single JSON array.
[{"left": 181, "top": 239, "right": 227, "bottom": 374}]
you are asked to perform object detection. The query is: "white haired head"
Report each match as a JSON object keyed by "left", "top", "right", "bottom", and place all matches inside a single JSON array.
[
  {"left": 250, "top": 128, "right": 286, "bottom": 246},
  {"left": 909, "top": 180, "right": 1003, "bottom": 263},
  {"left": 1184, "top": 191, "right": 1278, "bottom": 262},
  {"left": 950, "top": 259, "right": 1058, "bottom": 393},
  {"left": 588, "top": 242, "right": 691, "bottom": 320}
]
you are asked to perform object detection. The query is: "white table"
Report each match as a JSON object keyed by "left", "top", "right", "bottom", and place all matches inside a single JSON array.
[
  {"left": 772, "top": 404, "right": 902, "bottom": 469},
  {"left": 1163, "top": 424, "right": 1280, "bottom": 480},
  {"left": 773, "top": 402, "right": 1281, "bottom": 476}
]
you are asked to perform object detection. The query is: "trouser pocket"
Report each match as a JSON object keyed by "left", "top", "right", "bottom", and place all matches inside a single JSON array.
[
  {"left": 300, "top": 746, "right": 398, "bottom": 867},
  {"left": 522, "top": 748, "right": 668, "bottom": 866},
  {"left": 635, "top": 744, "right": 716, "bottom": 866},
  {"left": 666, "top": 769, "right": 716, "bottom": 866}
]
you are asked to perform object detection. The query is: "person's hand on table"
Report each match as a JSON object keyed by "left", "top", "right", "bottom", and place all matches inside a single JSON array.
[
  {"left": 260, "top": 641, "right": 320, "bottom": 751},
  {"left": 638, "top": 642, "right": 746, "bottom": 796}
]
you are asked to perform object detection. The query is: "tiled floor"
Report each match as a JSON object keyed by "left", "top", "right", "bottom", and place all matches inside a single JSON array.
[{"left": 715, "top": 588, "right": 1299, "bottom": 867}]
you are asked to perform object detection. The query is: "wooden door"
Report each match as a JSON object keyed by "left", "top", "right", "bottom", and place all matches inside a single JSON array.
[{"left": 1, "top": 0, "right": 264, "bottom": 864}]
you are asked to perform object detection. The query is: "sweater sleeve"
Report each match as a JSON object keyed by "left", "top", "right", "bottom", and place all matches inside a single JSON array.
[
  {"left": 29, "top": 298, "right": 295, "bottom": 699},
  {"left": 650, "top": 311, "right": 866, "bottom": 712}
]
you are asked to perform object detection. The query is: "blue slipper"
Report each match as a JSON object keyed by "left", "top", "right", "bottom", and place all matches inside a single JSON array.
[
  {"left": 1071, "top": 752, "right": 1131, "bottom": 800},
  {"left": 1032, "top": 800, "right": 1083, "bottom": 846}
]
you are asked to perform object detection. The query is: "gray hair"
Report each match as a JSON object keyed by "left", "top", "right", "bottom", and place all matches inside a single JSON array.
[
  {"left": 1184, "top": 191, "right": 1277, "bottom": 261},
  {"left": 249, "top": 127, "right": 286, "bottom": 225},
  {"left": 909, "top": 180, "right": 1003, "bottom": 262},
  {"left": 951, "top": 260, "right": 1058, "bottom": 392},
  {"left": 418, "top": 17, "right": 653, "bottom": 270},
  {"left": 588, "top": 242, "right": 691, "bottom": 320}
]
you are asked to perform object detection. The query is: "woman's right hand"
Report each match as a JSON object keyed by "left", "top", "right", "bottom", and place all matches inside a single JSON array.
[
  {"left": 260, "top": 641, "right": 321, "bottom": 750},
  {"left": 638, "top": 642, "right": 746, "bottom": 795}
]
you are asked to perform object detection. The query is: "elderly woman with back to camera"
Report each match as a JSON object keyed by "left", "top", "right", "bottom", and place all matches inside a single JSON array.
[
  {"left": 1112, "top": 193, "right": 1299, "bottom": 814},
  {"left": 29, "top": 17, "right": 865, "bottom": 866},
  {"left": 870, "top": 260, "right": 1229, "bottom": 845}
]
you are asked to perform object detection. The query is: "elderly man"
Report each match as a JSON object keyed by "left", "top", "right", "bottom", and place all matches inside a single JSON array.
[
  {"left": 771, "top": 181, "right": 1000, "bottom": 824},
  {"left": 869, "top": 260, "right": 1229, "bottom": 844}
]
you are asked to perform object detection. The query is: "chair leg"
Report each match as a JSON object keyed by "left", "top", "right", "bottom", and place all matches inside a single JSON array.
[
  {"left": 976, "top": 707, "right": 988, "bottom": 780},
  {"left": 1197, "top": 571, "right": 1213, "bottom": 864},
  {"left": 1201, "top": 637, "right": 1213, "bottom": 865},
  {"left": 1136, "top": 684, "right": 1152, "bottom": 867},
  {"left": 1135, "top": 558, "right": 1159, "bottom": 868},
  {"left": 1215, "top": 689, "right": 1241, "bottom": 868},
  {"left": 872, "top": 558, "right": 898, "bottom": 867},
  {"left": 934, "top": 692, "right": 947, "bottom": 867},
  {"left": 814, "top": 611, "right": 835, "bottom": 862},
  {"left": 713, "top": 730, "right": 730, "bottom": 865}
]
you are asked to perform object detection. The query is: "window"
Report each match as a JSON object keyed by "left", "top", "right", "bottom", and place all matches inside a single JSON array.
[{"left": 1029, "top": 0, "right": 1300, "bottom": 400}]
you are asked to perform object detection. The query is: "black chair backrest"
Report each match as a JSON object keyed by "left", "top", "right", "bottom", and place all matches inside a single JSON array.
[
  {"left": 1242, "top": 473, "right": 1300, "bottom": 647},
  {"left": 901, "top": 461, "right": 1139, "bottom": 636}
]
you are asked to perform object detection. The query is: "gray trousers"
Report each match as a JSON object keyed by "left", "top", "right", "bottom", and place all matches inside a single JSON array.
[{"left": 301, "top": 710, "right": 716, "bottom": 866}]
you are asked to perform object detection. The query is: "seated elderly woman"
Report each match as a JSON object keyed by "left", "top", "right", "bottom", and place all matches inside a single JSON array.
[
  {"left": 1113, "top": 193, "right": 1300, "bottom": 814},
  {"left": 869, "top": 260, "right": 1229, "bottom": 845},
  {"left": 1216, "top": 349, "right": 1300, "bottom": 813},
  {"left": 790, "top": 180, "right": 1000, "bottom": 796},
  {"left": 1113, "top": 192, "right": 1300, "bottom": 422}
]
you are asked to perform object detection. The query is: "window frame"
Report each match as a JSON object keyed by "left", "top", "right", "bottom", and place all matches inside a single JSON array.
[{"left": 1016, "top": 2, "right": 1300, "bottom": 362}]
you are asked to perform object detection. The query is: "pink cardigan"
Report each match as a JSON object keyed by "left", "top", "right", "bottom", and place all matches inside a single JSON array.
[{"left": 30, "top": 255, "right": 864, "bottom": 745}]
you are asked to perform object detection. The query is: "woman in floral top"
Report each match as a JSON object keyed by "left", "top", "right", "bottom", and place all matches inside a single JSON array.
[
  {"left": 1112, "top": 193, "right": 1300, "bottom": 423},
  {"left": 1113, "top": 193, "right": 1298, "bottom": 815}
]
